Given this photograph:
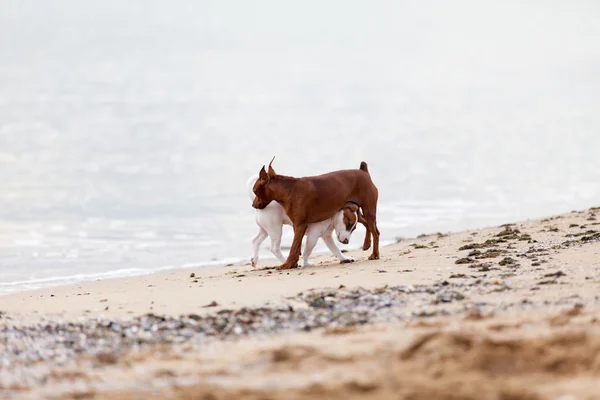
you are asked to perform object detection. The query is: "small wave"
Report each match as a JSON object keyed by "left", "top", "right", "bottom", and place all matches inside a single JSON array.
[{"left": 0, "top": 257, "right": 242, "bottom": 295}]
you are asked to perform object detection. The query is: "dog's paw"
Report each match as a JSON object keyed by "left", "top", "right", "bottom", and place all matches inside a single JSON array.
[
  {"left": 277, "top": 263, "right": 298, "bottom": 270},
  {"left": 339, "top": 258, "right": 355, "bottom": 264},
  {"left": 368, "top": 254, "right": 380, "bottom": 261},
  {"left": 251, "top": 258, "right": 256, "bottom": 268},
  {"left": 302, "top": 263, "right": 313, "bottom": 268},
  {"left": 362, "top": 244, "right": 371, "bottom": 251}
]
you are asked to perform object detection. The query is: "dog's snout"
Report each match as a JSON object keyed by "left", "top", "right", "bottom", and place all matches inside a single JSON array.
[
  {"left": 342, "top": 239, "right": 349, "bottom": 245},
  {"left": 252, "top": 198, "right": 265, "bottom": 209}
]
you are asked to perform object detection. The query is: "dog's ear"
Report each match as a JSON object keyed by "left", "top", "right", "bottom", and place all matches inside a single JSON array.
[
  {"left": 258, "top": 165, "right": 269, "bottom": 183},
  {"left": 267, "top": 156, "right": 276, "bottom": 177},
  {"left": 357, "top": 209, "right": 367, "bottom": 225},
  {"left": 344, "top": 202, "right": 359, "bottom": 213}
]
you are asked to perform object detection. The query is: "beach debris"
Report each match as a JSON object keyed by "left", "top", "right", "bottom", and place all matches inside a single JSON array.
[
  {"left": 433, "top": 290, "right": 465, "bottom": 304},
  {"left": 476, "top": 249, "right": 506, "bottom": 259},
  {"left": 477, "top": 264, "right": 494, "bottom": 272},
  {"left": 458, "top": 243, "right": 483, "bottom": 250},
  {"left": 561, "top": 240, "right": 579, "bottom": 248},
  {"left": 542, "top": 271, "right": 566, "bottom": 279},
  {"left": 190, "top": 273, "right": 195, "bottom": 278},
  {"left": 204, "top": 301, "right": 219, "bottom": 308},
  {"left": 496, "top": 226, "right": 520, "bottom": 239},
  {"left": 458, "top": 238, "right": 510, "bottom": 251},
  {"left": 498, "top": 257, "right": 517, "bottom": 266},
  {"left": 455, "top": 257, "right": 475, "bottom": 264},
  {"left": 565, "top": 230, "right": 598, "bottom": 238},
  {"left": 581, "top": 232, "right": 600, "bottom": 242},
  {"left": 560, "top": 230, "right": 600, "bottom": 247}
]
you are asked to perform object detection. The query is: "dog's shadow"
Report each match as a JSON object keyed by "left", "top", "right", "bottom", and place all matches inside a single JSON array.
[{"left": 251, "top": 258, "right": 357, "bottom": 273}]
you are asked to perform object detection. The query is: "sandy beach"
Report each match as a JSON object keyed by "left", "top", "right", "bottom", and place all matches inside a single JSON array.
[
  {"left": 2, "top": 2, "right": 600, "bottom": 399},
  {"left": 2, "top": 206, "right": 600, "bottom": 399}
]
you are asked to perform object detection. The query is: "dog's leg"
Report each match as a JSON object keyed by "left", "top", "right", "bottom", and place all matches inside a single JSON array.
[
  {"left": 322, "top": 233, "right": 354, "bottom": 264},
  {"left": 302, "top": 231, "right": 320, "bottom": 267},
  {"left": 268, "top": 224, "right": 287, "bottom": 264},
  {"left": 251, "top": 227, "right": 268, "bottom": 268},
  {"left": 358, "top": 209, "right": 372, "bottom": 251},
  {"left": 279, "top": 223, "right": 307, "bottom": 270},
  {"left": 365, "top": 211, "right": 380, "bottom": 260}
]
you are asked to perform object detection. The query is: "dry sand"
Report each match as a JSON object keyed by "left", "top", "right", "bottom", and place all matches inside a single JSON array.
[{"left": 1, "top": 207, "right": 600, "bottom": 399}]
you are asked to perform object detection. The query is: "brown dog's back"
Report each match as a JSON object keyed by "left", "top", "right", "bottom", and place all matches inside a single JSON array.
[{"left": 287, "top": 164, "right": 377, "bottom": 224}]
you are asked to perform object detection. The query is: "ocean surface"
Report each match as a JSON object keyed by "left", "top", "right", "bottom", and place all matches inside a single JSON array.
[{"left": 1, "top": 0, "right": 599, "bottom": 294}]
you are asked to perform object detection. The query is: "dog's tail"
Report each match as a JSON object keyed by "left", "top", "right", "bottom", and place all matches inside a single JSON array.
[
  {"left": 247, "top": 175, "right": 258, "bottom": 202},
  {"left": 359, "top": 161, "right": 369, "bottom": 174}
]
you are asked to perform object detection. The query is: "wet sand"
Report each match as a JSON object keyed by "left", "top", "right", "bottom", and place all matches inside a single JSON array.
[{"left": 1, "top": 207, "right": 600, "bottom": 399}]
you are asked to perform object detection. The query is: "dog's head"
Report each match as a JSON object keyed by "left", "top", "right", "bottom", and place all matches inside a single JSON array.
[
  {"left": 334, "top": 202, "right": 360, "bottom": 244},
  {"left": 252, "top": 157, "right": 277, "bottom": 209}
]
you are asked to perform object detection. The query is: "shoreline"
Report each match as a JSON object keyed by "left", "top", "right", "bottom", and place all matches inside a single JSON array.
[
  {"left": 0, "top": 257, "right": 243, "bottom": 297},
  {"left": 2, "top": 200, "right": 591, "bottom": 298},
  {"left": 1, "top": 208, "right": 599, "bottom": 320},
  {"left": 2, "top": 206, "right": 600, "bottom": 399},
  {"left": 0, "top": 237, "right": 398, "bottom": 297},
  {"left": 1, "top": 198, "right": 596, "bottom": 297}
]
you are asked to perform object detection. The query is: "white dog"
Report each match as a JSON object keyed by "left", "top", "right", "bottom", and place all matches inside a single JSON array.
[{"left": 247, "top": 175, "right": 358, "bottom": 268}]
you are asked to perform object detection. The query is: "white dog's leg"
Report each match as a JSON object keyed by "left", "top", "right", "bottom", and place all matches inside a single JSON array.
[
  {"left": 323, "top": 233, "right": 354, "bottom": 264},
  {"left": 268, "top": 224, "right": 287, "bottom": 264},
  {"left": 302, "top": 231, "right": 320, "bottom": 267},
  {"left": 251, "top": 227, "right": 268, "bottom": 268}
]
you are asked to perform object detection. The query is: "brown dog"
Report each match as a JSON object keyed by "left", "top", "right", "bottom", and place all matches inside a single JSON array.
[{"left": 252, "top": 159, "right": 380, "bottom": 269}]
